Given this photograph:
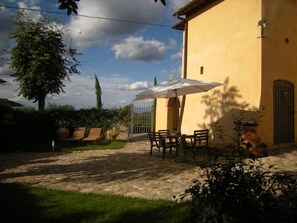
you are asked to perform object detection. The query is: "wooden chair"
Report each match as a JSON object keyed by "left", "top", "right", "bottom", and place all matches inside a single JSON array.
[
  {"left": 148, "top": 132, "right": 162, "bottom": 156},
  {"left": 148, "top": 131, "right": 178, "bottom": 159},
  {"left": 158, "top": 129, "right": 175, "bottom": 153},
  {"left": 82, "top": 128, "right": 102, "bottom": 143},
  {"left": 182, "top": 129, "right": 209, "bottom": 158},
  {"left": 158, "top": 130, "right": 179, "bottom": 159},
  {"left": 63, "top": 127, "right": 86, "bottom": 143},
  {"left": 193, "top": 129, "right": 209, "bottom": 148}
]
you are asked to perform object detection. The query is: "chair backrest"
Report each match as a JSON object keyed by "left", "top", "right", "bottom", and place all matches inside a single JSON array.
[
  {"left": 193, "top": 129, "right": 209, "bottom": 146},
  {"left": 148, "top": 132, "right": 162, "bottom": 147},
  {"left": 148, "top": 132, "right": 155, "bottom": 143},
  {"left": 88, "top": 128, "right": 101, "bottom": 138},
  {"left": 158, "top": 129, "right": 171, "bottom": 138},
  {"left": 72, "top": 127, "right": 86, "bottom": 138}
]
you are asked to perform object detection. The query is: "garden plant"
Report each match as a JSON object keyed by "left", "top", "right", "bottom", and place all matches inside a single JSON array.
[
  {"left": 175, "top": 110, "right": 297, "bottom": 223},
  {"left": 177, "top": 158, "right": 297, "bottom": 223}
]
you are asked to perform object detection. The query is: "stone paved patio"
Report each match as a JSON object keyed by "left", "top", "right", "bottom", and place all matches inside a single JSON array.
[{"left": 0, "top": 141, "right": 297, "bottom": 200}]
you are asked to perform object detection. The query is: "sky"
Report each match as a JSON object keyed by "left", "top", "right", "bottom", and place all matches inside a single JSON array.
[{"left": 0, "top": 0, "right": 190, "bottom": 109}]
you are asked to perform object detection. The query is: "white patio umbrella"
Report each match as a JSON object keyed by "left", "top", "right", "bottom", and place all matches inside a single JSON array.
[
  {"left": 135, "top": 77, "right": 223, "bottom": 132},
  {"left": 135, "top": 77, "right": 222, "bottom": 100}
]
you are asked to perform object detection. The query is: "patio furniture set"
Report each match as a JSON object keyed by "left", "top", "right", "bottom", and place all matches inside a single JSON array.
[
  {"left": 55, "top": 127, "right": 102, "bottom": 143},
  {"left": 148, "top": 129, "right": 209, "bottom": 160}
]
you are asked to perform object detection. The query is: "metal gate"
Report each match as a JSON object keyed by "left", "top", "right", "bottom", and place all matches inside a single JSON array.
[
  {"left": 129, "top": 104, "right": 154, "bottom": 140},
  {"left": 273, "top": 80, "right": 294, "bottom": 144}
]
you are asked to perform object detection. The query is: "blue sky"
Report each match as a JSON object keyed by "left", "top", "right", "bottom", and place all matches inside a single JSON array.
[{"left": 0, "top": 0, "right": 189, "bottom": 109}]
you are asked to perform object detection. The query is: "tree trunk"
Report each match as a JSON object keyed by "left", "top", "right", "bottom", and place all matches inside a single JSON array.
[{"left": 38, "top": 95, "right": 46, "bottom": 111}]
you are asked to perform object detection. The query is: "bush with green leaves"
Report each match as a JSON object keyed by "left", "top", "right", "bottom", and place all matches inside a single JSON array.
[
  {"left": 106, "top": 129, "right": 120, "bottom": 142},
  {"left": 0, "top": 105, "right": 131, "bottom": 152},
  {"left": 177, "top": 159, "right": 297, "bottom": 223}
]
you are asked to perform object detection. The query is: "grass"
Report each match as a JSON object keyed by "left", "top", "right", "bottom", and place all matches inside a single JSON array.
[
  {"left": 0, "top": 183, "right": 190, "bottom": 223},
  {"left": 5, "top": 140, "right": 128, "bottom": 153},
  {"left": 56, "top": 140, "right": 127, "bottom": 152}
]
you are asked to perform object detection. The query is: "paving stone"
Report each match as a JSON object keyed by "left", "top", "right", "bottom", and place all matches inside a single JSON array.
[{"left": 0, "top": 142, "right": 296, "bottom": 200}]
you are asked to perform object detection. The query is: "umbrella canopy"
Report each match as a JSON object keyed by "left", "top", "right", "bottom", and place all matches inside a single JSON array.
[
  {"left": 135, "top": 77, "right": 222, "bottom": 133},
  {"left": 135, "top": 77, "right": 222, "bottom": 100}
]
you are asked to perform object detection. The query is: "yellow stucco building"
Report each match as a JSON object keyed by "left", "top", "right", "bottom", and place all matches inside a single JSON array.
[{"left": 155, "top": 0, "right": 297, "bottom": 148}]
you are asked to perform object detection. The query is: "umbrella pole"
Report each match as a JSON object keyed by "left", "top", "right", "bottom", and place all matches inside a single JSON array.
[
  {"left": 175, "top": 90, "right": 181, "bottom": 134},
  {"left": 178, "top": 95, "right": 186, "bottom": 134}
]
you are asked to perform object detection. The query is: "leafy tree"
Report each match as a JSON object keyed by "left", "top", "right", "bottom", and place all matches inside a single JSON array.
[
  {"left": 59, "top": 0, "right": 80, "bottom": 15},
  {"left": 9, "top": 12, "right": 80, "bottom": 111},
  {"left": 95, "top": 74, "right": 102, "bottom": 110},
  {"left": 155, "top": 0, "right": 166, "bottom": 6},
  {"left": 58, "top": 0, "right": 166, "bottom": 15}
]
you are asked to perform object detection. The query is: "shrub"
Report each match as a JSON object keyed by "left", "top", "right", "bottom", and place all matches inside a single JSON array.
[
  {"left": 0, "top": 105, "right": 130, "bottom": 152},
  {"left": 106, "top": 129, "right": 120, "bottom": 142},
  {"left": 177, "top": 159, "right": 297, "bottom": 223}
]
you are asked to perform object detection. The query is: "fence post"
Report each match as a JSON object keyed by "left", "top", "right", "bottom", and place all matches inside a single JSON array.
[
  {"left": 151, "top": 104, "right": 155, "bottom": 132},
  {"left": 130, "top": 104, "right": 134, "bottom": 140}
]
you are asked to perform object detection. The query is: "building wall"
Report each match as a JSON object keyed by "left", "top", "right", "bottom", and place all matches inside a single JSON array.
[
  {"left": 155, "top": 98, "right": 170, "bottom": 131},
  {"left": 181, "top": 0, "right": 262, "bottom": 144},
  {"left": 155, "top": 97, "right": 180, "bottom": 131},
  {"left": 260, "top": 0, "right": 297, "bottom": 146},
  {"left": 156, "top": 0, "right": 297, "bottom": 147}
]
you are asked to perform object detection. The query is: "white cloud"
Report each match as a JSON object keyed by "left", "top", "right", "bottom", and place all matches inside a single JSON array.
[
  {"left": 47, "top": 74, "right": 143, "bottom": 109},
  {"left": 17, "top": 2, "right": 42, "bottom": 21},
  {"left": 171, "top": 51, "right": 182, "bottom": 60},
  {"left": 0, "top": 74, "right": 141, "bottom": 109},
  {"left": 68, "top": 0, "right": 166, "bottom": 49},
  {"left": 117, "top": 81, "right": 151, "bottom": 91},
  {"left": 112, "top": 36, "right": 166, "bottom": 61}
]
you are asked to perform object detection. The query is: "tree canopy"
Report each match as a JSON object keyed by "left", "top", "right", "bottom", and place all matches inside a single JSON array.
[
  {"left": 9, "top": 12, "right": 80, "bottom": 110},
  {"left": 58, "top": 0, "right": 166, "bottom": 15}
]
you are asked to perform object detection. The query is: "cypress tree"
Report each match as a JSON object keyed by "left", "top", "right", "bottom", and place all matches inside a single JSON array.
[{"left": 95, "top": 75, "right": 102, "bottom": 110}]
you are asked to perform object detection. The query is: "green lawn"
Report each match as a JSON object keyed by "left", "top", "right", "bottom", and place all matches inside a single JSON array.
[
  {"left": 57, "top": 140, "right": 127, "bottom": 152},
  {"left": 0, "top": 183, "right": 190, "bottom": 223}
]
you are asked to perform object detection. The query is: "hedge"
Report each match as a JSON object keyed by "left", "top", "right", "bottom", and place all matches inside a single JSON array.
[{"left": 0, "top": 105, "right": 130, "bottom": 152}]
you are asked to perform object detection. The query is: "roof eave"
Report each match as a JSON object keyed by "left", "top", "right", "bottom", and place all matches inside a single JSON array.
[
  {"left": 173, "top": 0, "right": 214, "bottom": 17},
  {"left": 172, "top": 20, "right": 186, "bottom": 31}
]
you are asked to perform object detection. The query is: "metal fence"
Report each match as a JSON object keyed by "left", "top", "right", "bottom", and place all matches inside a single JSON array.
[{"left": 129, "top": 104, "right": 154, "bottom": 141}]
